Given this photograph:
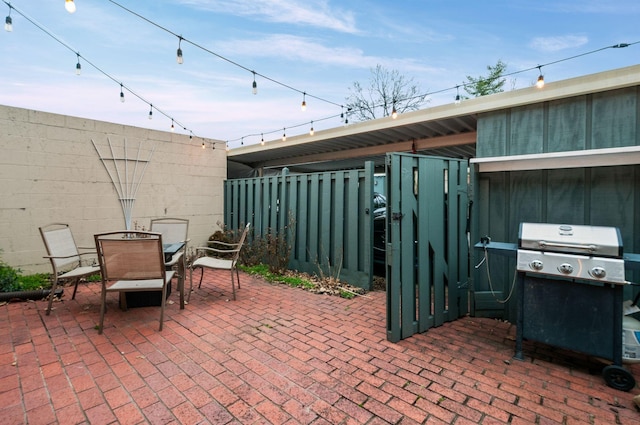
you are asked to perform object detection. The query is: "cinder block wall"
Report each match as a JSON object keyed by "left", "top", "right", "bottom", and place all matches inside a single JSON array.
[{"left": 0, "top": 104, "right": 226, "bottom": 274}]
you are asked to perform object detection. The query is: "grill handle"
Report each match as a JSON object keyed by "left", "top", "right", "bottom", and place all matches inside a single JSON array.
[{"left": 538, "top": 241, "right": 598, "bottom": 253}]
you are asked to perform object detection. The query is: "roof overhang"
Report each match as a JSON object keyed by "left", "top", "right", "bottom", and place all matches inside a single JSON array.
[{"left": 227, "top": 64, "right": 640, "bottom": 177}]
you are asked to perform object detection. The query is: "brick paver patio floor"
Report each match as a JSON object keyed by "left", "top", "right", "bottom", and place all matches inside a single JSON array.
[{"left": 1, "top": 269, "right": 640, "bottom": 424}]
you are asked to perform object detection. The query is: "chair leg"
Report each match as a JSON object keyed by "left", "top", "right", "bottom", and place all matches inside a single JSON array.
[
  {"left": 198, "top": 268, "right": 205, "bottom": 289},
  {"left": 188, "top": 266, "right": 194, "bottom": 303},
  {"left": 71, "top": 277, "right": 79, "bottom": 300},
  {"left": 46, "top": 278, "right": 59, "bottom": 315},
  {"left": 98, "top": 285, "right": 107, "bottom": 334},
  {"left": 235, "top": 268, "right": 241, "bottom": 289},
  {"left": 159, "top": 283, "right": 167, "bottom": 332},
  {"left": 178, "top": 260, "right": 185, "bottom": 309},
  {"left": 230, "top": 269, "right": 236, "bottom": 300}
]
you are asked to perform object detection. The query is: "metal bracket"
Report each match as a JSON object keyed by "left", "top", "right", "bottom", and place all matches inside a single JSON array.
[{"left": 391, "top": 212, "right": 404, "bottom": 221}]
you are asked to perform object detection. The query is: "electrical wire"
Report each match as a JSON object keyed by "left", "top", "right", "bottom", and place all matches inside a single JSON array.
[{"left": 2, "top": 0, "right": 202, "bottom": 144}]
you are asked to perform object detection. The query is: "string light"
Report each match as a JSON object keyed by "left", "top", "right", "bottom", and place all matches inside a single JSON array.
[
  {"left": 75, "top": 53, "right": 81, "bottom": 75},
  {"left": 201, "top": 140, "right": 205, "bottom": 149},
  {"left": 261, "top": 133, "right": 264, "bottom": 146},
  {"left": 391, "top": 104, "right": 398, "bottom": 119},
  {"left": 301, "top": 93, "right": 307, "bottom": 111},
  {"left": 148, "top": 104, "right": 153, "bottom": 120},
  {"left": 176, "top": 36, "right": 183, "bottom": 64},
  {"left": 455, "top": 85, "right": 461, "bottom": 104},
  {"left": 252, "top": 71, "right": 257, "bottom": 95},
  {"left": 282, "top": 128, "right": 286, "bottom": 142},
  {"left": 65, "top": 0, "right": 76, "bottom": 14},
  {"left": 4, "top": 4, "right": 11, "bottom": 32},
  {"left": 170, "top": 119, "right": 175, "bottom": 132},
  {"left": 119, "top": 84, "right": 125, "bottom": 102},
  {"left": 536, "top": 66, "right": 545, "bottom": 88},
  {"left": 309, "top": 121, "right": 314, "bottom": 136}
]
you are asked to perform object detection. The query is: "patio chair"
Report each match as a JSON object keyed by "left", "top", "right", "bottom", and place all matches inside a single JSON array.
[
  {"left": 39, "top": 223, "right": 101, "bottom": 315},
  {"left": 189, "top": 223, "right": 250, "bottom": 302},
  {"left": 150, "top": 217, "right": 189, "bottom": 308},
  {"left": 94, "top": 231, "right": 176, "bottom": 334}
]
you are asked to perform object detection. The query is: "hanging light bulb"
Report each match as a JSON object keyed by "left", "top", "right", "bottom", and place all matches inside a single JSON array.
[
  {"left": 455, "top": 85, "right": 461, "bottom": 104},
  {"left": 391, "top": 105, "right": 398, "bottom": 119},
  {"left": 301, "top": 92, "right": 307, "bottom": 111},
  {"left": 309, "top": 121, "right": 314, "bottom": 136},
  {"left": 148, "top": 104, "right": 153, "bottom": 120},
  {"left": 226, "top": 141, "right": 230, "bottom": 151},
  {"left": 75, "top": 54, "right": 81, "bottom": 75},
  {"left": 282, "top": 128, "right": 286, "bottom": 142},
  {"left": 170, "top": 120, "right": 175, "bottom": 132},
  {"left": 176, "top": 37, "right": 183, "bottom": 64},
  {"left": 252, "top": 72, "right": 258, "bottom": 95},
  {"left": 241, "top": 137, "right": 244, "bottom": 146},
  {"left": 261, "top": 133, "right": 265, "bottom": 146},
  {"left": 202, "top": 140, "right": 206, "bottom": 149},
  {"left": 4, "top": 7, "right": 12, "bottom": 32},
  {"left": 119, "top": 84, "right": 125, "bottom": 103},
  {"left": 536, "top": 66, "right": 545, "bottom": 88},
  {"left": 65, "top": 0, "right": 76, "bottom": 14}
]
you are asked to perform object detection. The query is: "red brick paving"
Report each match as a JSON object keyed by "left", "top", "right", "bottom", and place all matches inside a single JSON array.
[{"left": 1, "top": 270, "right": 640, "bottom": 424}]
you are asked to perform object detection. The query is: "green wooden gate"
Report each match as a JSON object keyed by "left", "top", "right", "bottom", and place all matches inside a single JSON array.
[{"left": 386, "top": 153, "right": 471, "bottom": 342}]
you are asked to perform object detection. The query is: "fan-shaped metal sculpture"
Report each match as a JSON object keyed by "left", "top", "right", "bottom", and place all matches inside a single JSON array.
[{"left": 92, "top": 138, "right": 155, "bottom": 230}]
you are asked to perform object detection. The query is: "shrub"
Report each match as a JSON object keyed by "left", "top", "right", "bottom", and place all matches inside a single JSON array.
[{"left": 0, "top": 251, "right": 50, "bottom": 292}]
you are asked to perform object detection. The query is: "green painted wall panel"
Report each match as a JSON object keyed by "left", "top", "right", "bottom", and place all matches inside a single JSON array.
[
  {"left": 510, "top": 105, "right": 544, "bottom": 155},
  {"left": 592, "top": 88, "right": 637, "bottom": 149},
  {"left": 548, "top": 96, "right": 587, "bottom": 152}
]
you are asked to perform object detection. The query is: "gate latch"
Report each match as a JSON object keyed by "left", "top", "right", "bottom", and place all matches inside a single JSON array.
[{"left": 391, "top": 212, "right": 404, "bottom": 221}]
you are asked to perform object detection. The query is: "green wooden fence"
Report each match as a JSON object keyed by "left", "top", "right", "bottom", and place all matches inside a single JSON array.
[{"left": 225, "top": 163, "right": 376, "bottom": 289}]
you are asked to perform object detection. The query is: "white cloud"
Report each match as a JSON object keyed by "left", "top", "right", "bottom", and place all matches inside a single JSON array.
[
  {"left": 529, "top": 35, "right": 589, "bottom": 52},
  {"left": 177, "top": 0, "right": 358, "bottom": 33}
]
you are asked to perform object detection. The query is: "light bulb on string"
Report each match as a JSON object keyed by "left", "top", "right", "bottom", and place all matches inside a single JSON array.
[
  {"left": 170, "top": 120, "right": 175, "bottom": 132},
  {"left": 75, "top": 54, "right": 81, "bottom": 75},
  {"left": 202, "top": 140, "right": 206, "bottom": 149},
  {"left": 455, "top": 85, "right": 461, "bottom": 104},
  {"left": 252, "top": 71, "right": 257, "bottom": 95},
  {"left": 148, "top": 104, "right": 153, "bottom": 120},
  {"left": 391, "top": 103, "right": 398, "bottom": 119},
  {"left": 176, "top": 37, "right": 183, "bottom": 64},
  {"left": 282, "top": 128, "right": 286, "bottom": 142},
  {"left": 226, "top": 141, "right": 230, "bottom": 152},
  {"left": 5, "top": 6, "right": 12, "bottom": 32},
  {"left": 119, "top": 84, "right": 125, "bottom": 102},
  {"left": 309, "top": 121, "right": 314, "bottom": 136},
  {"left": 536, "top": 66, "right": 545, "bottom": 88},
  {"left": 65, "top": 0, "right": 76, "bottom": 14},
  {"left": 261, "top": 133, "right": 264, "bottom": 146},
  {"left": 301, "top": 93, "right": 307, "bottom": 111}
]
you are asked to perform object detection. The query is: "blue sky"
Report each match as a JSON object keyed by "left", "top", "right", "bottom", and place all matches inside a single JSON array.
[{"left": 2, "top": 0, "right": 639, "bottom": 148}]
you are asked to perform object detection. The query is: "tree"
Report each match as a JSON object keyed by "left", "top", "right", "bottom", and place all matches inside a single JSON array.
[
  {"left": 463, "top": 60, "right": 507, "bottom": 98},
  {"left": 345, "top": 65, "right": 428, "bottom": 122}
]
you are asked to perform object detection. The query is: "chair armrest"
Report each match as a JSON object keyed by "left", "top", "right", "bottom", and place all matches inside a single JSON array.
[
  {"left": 207, "top": 240, "right": 240, "bottom": 248},
  {"left": 44, "top": 251, "right": 95, "bottom": 260},
  {"left": 195, "top": 246, "right": 240, "bottom": 255}
]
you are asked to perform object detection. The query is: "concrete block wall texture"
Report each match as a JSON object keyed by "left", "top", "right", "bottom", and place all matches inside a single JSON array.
[{"left": 0, "top": 104, "right": 226, "bottom": 274}]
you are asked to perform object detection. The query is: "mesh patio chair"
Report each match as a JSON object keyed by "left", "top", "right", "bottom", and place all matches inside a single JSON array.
[
  {"left": 94, "top": 231, "right": 176, "bottom": 334},
  {"left": 150, "top": 217, "right": 189, "bottom": 307},
  {"left": 189, "top": 223, "right": 250, "bottom": 302},
  {"left": 39, "top": 223, "right": 101, "bottom": 315}
]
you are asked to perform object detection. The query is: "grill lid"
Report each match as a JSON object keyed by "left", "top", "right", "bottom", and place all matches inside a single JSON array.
[{"left": 518, "top": 222, "right": 623, "bottom": 258}]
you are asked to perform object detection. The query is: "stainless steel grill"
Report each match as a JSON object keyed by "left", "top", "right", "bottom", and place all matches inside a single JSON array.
[{"left": 516, "top": 222, "right": 626, "bottom": 284}]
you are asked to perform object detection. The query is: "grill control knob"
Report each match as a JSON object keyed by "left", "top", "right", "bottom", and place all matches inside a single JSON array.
[
  {"left": 529, "top": 260, "right": 543, "bottom": 271},
  {"left": 558, "top": 263, "right": 574, "bottom": 275},
  {"left": 589, "top": 266, "right": 606, "bottom": 279}
]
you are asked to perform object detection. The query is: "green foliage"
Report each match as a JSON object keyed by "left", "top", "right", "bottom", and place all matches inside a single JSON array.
[
  {"left": 0, "top": 251, "right": 50, "bottom": 292},
  {"left": 239, "top": 264, "right": 315, "bottom": 289},
  {"left": 463, "top": 60, "right": 507, "bottom": 98},
  {"left": 240, "top": 214, "right": 295, "bottom": 275}
]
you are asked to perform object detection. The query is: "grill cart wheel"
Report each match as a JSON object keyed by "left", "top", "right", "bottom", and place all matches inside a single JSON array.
[{"left": 603, "top": 365, "right": 636, "bottom": 392}]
